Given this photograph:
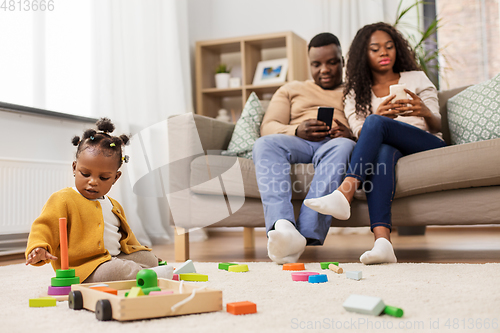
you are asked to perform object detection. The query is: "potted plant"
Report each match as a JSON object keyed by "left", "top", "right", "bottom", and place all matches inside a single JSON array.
[{"left": 215, "top": 63, "right": 231, "bottom": 89}]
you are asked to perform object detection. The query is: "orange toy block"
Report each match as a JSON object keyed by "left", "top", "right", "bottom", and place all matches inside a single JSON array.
[
  {"left": 282, "top": 263, "right": 305, "bottom": 271},
  {"left": 226, "top": 301, "right": 257, "bottom": 315},
  {"left": 90, "top": 286, "right": 118, "bottom": 295},
  {"left": 59, "top": 218, "right": 69, "bottom": 270}
]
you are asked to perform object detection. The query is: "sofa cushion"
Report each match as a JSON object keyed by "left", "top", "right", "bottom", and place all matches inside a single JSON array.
[
  {"left": 190, "top": 155, "right": 314, "bottom": 199},
  {"left": 221, "top": 92, "right": 265, "bottom": 159},
  {"left": 192, "top": 138, "right": 500, "bottom": 201},
  {"left": 447, "top": 73, "right": 500, "bottom": 145}
]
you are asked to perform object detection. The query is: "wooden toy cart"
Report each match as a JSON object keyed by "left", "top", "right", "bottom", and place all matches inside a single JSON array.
[{"left": 69, "top": 279, "right": 222, "bottom": 321}]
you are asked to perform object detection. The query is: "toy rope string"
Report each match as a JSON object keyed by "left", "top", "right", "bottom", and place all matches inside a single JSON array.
[{"left": 170, "top": 281, "right": 207, "bottom": 314}]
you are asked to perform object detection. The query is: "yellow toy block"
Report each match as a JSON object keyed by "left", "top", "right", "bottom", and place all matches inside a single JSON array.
[
  {"left": 179, "top": 273, "right": 208, "bottom": 282},
  {"left": 228, "top": 264, "right": 249, "bottom": 273},
  {"left": 126, "top": 287, "right": 144, "bottom": 298},
  {"left": 29, "top": 297, "right": 56, "bottom": 307}
]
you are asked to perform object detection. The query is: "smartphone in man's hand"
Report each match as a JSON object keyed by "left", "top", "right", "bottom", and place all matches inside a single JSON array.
[{"left": 317, "top": 107, "right": 334, "bottom": 129}]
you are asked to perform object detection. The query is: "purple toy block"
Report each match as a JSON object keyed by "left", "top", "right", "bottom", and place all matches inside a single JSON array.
[{"left": 48, "top": 285, "right": 72, "bottom": 295}]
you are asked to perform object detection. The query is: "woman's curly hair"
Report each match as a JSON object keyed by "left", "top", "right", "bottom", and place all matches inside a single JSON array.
[{"left": 344, "top": 22, "right": 420, "bottom": 117}]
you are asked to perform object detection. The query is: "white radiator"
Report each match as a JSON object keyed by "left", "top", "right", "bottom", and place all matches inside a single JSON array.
[{"left": 0, "top": 158, "right": 73, "bottom": 254}]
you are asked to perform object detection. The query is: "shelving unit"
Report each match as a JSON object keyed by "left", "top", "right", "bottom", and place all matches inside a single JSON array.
[{"left": 195, "top": 31, "right": 309, "bottom": 119}]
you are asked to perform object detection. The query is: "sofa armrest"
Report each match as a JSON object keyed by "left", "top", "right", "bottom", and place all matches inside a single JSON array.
[{"left": 193, "top": 114, "right": 235, "bottom": 151}]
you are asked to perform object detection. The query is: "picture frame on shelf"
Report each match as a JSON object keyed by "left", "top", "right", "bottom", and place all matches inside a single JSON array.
[{"left": 252, "top": 58, "right": 288, "bottom": 86}]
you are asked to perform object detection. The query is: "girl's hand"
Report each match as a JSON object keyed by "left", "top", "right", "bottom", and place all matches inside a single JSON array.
[
  {"left": 26, "top": 247, "right": 58, "bottom": 265},
  {"left": 393, "top": 89, "right": 432, "bottom": 118},
  {"left": 375, "top": 94, "right": 403, "bottom": 119}
]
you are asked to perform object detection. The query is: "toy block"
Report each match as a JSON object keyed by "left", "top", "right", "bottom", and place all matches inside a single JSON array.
[
  {"left": 343, "top": 294, "right": 385, "bottom": 316},
  {"left": 282, "top": 263, "right": 305, "bottom": 271},
  {"left": 59, "top": 218, "right": 69, "bottom": 270},
  {"left": 47, "top": 286, "right": 72, "bottom": 296},
  {"left": 173, "top": 259, "right": 196, "bottom": 274},
  {"left": 90, "top": 286, "right": 118, "bottom": 295},
  {"left": 328, "top": 264, "right": 343, "bottom": 274},
  {"left": 29, "top": 297, "right": 56, "bottom": 307},
  {"left": 51, "top": 276, "right": 80, "bottom": 287},
  {"left": 291, "top": 272, "right": 319, "bottom": 282},
  {"left": 136, "top": 269, "right": 158, "bottom": 289},
  {"left": 126, "top": 287, "right": 144, "bottom": 298},
  {"left": 158, "top": 260, "right": 168, "bottom": 266},
  {"left": 320, "top": 262, "right": 339, "bottom": 269},
  {"left": 226, "top": 301, "right": 257, "bottom": 315},
  {"left": 218, "top": 262, "right": 238, "bottom": 270},
  {"left": 149, "top": 290, "right": 174, "bottom": 296},
  {"left": 346, "top": 271, "right": 362, "bottom": 281},
  {"left": 384, "top": 305, "right": 404, "bottom": 317},
  {"left": 142, "top": 286, "right": 162, "bottom": 295},
  {"left": 172, "top": 274, "right": 179, "bottom": 281},
  {"left": 179, "top": 273, "right": 208, "bottom": 282},
  {"left": 56, "top": 269, "right": 76, "bottom": 278},
  {"left": 308, "top": 274, "right": 328, "bottom": 284},
  {"left": 228, "top": 264, "right": 248, "bottom": 273}
]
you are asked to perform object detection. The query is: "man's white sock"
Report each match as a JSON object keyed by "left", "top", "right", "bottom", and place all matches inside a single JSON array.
[
  {"left": 267, "top": 219, "right": 306, "bottom": 264},
  {"left": 360, "top": 237, "right": 397, "bottom": 265},
  {"left": 304, "top": 190, "right": 351, "bottom": 220}
]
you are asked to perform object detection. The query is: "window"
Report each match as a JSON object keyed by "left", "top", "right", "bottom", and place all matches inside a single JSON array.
[
  {"left": 0, "top": 1, "right": 92, "bottom": 116},
  {"left": 437, "top": 0, "right": 500, "bottom": 89}
]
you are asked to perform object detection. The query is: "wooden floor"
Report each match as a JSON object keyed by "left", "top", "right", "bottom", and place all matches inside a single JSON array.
[{"left": 3, "top": 226, "right": 499, "bottom": 266}]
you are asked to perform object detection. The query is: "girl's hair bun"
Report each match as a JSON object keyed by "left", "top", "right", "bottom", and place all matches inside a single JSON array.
[
  {"left": 96, "top": 117, "right": 115, "bottom": 134},
  {"left": 71, "top": 136, "right": 81, "bottom": 146}
]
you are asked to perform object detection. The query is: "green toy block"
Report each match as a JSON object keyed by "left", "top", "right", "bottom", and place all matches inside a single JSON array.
[
  {"left": 51, "top": 276, "right": 80, "bottom": 287},
  {"left": 179, "top": 273, "right": 208, "bottom": 282},
  {"left": 218, "top": 263, "right": 238, "bottom": 271},
  {"left": 29, "top": 297, "right": 56, "bottom": 307},
  {"left": 384, "top": 305, "right": 404, "bottom": 317},
  {"left": 228, "top": 264, "right": 249, "bottom": 273},
  {"left": 56, "top": 269, "right": 76, "bottom": 278},
  {"left": 126, "top": 286, "right": 144, "bottom": 298},
  {"left": 158, "top": 261, "right": 168, "bottom": 266},
  {"left": 320, "top": 262, "right": 339, "bottom": 269},
  {"left": 142, "top": 286, "right": 162, "bottom": 295},
  {"left": 136, "top": 269, "right": 158, "bottom": 289}
]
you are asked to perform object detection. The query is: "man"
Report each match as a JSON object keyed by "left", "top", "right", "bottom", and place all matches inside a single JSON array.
[{"left": 252, "top": 33, "right": 355, "bottom": 264}]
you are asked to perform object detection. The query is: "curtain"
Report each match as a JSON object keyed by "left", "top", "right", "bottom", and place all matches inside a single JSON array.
[{"left": 91, "top": 0, "right": 193, "bottom": 246}]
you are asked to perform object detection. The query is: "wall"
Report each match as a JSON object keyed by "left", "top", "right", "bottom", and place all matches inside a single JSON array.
[{"left": 186, "top": 0, "right": 408, "bottom": 110}]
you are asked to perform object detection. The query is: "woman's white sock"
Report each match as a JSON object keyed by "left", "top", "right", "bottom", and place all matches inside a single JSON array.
[
  {"left": 360, "top": 237, "right": 397, "bottom": 265},
  {"left": 267, "top": 219, "right": 306, "bottom": 264},
  {"left": 304, "top": 190, "right": 351, "bottom": 220}
]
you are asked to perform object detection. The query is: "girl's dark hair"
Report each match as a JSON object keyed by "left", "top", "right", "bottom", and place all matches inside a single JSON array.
[
  {"left": 72, "top": 117, "right": 130, "bottom": 168},
  {"left": 344, "top": 22, "right": 420, "bottom": 117}
]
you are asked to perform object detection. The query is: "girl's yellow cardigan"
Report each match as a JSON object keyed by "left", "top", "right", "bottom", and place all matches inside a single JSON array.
[{"left": 26, "top": 187, "right": 151, "bottom": 281}]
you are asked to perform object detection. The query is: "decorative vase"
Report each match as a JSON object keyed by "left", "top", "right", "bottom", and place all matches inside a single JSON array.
[{"left": 215, "top": 73, "right": 230, "bottom": 89}]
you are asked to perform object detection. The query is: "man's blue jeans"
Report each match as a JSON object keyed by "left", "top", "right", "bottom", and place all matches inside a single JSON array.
[
  {"left": 253, "top": 134, "right": 356, "bottom": 245},
  {"left": 346, "top": 115, "right": 446, "bottom": 231}
]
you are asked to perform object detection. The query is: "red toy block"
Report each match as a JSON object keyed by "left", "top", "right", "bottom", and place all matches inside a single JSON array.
[{"left": 226, "top": 301, "right": 257, "bottom": 315}]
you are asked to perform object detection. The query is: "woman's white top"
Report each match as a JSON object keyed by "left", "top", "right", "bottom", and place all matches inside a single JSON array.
[{"left": 344, "top": 71, "right": 442, "bottom": 139}]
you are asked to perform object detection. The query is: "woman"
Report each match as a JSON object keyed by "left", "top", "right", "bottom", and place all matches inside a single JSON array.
[{"left": 304, "top": 22, "right": 446, "bottom": 264}]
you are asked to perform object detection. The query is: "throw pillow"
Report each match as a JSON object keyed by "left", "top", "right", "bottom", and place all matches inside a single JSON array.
[
  {"left": 221, "top": 92, "right": 265, "bottom": 159},
  {"left": 447, "top": 73, "right": 500, "bottom": 145}
]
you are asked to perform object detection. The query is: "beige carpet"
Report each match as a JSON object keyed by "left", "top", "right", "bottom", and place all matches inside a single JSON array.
[{"left": 2, "top": 262, "right": 500, "bottom": 333}]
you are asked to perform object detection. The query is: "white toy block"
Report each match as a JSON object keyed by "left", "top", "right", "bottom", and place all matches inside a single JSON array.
[
  {"left": 346, "top": 271, "right": 362, "bottom": 280},
  {"left": 173, "top": 259, "right": 196, "bottom": 274},
  {"left": 343, "top": 294, "right": 385, "bottom": 316}
]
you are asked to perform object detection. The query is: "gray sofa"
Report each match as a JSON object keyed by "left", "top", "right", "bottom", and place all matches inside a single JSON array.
[{"left": 169, "top": 87, "right": 500, "bottom": 261}]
